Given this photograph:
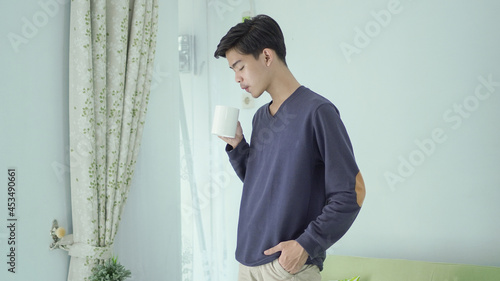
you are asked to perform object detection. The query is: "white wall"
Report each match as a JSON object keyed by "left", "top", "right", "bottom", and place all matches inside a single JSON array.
[
  {"left": 0, "top": 1, "right": 72, "bottom": 280},
  {"left": 206, "top": 0, "right": 500, "bottom": 267},
  {"left": 1, "top": 0, "right": 499, "bottom": 280},
  {"left": 0, "top": 0, "right": 181, "bottom": 280},
  {"left": 113, "top": 0, "right": 181, "bottom": 280}
]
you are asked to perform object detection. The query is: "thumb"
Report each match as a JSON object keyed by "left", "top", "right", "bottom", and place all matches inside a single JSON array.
[{"left": 264, "top": 243, "right": 282, "bottom": 256}]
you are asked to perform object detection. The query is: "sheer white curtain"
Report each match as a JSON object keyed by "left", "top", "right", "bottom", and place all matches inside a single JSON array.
[
  {"left": 179, "top": 87, "right": 241, "bottom": 281},
  {"left": 65, "top": 0, "right": 159, "bottom": 280},
  {"left": 178, "top": 3, "right": 243, "bottom": 279}
]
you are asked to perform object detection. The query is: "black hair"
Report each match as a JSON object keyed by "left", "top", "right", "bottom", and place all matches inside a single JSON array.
[{"left": 214, "top": 14, "right": 287, "bottom": 65}]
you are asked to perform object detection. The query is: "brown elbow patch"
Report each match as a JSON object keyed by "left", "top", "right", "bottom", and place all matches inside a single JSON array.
[{"left": 355, "top": 172, "right": 366, "bottom": 207}]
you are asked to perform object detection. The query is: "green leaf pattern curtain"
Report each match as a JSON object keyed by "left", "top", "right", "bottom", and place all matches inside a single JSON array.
[{"left": 67, "top": 0, "right": 159, "bottom": 279}]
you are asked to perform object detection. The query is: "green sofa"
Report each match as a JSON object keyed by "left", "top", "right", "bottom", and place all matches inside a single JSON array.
[{"left": 321, "top": 255, "right": 500, "bottom": 281}]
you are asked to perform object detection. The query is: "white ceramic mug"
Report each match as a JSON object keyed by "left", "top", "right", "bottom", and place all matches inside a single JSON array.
[{"left": 211, "top": 105, "right": 239, "bottom": 138}]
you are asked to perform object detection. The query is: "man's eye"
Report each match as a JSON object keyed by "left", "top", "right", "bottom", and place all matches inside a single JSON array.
[{"left": 239, "top": 66, "right": 245, "bottom": 71}]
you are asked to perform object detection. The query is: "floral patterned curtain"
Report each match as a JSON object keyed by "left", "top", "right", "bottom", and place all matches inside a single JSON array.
[{"left": 66, "top": 0, "right": 159, "bottom": 279}]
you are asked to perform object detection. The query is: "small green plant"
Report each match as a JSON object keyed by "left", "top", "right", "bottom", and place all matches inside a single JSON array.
[{"left": 89, "top": 256, "right": 131, "bottom": 281}]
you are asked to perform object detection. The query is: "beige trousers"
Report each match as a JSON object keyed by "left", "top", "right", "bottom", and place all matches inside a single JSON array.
[{"left": 238, "top": 259, "right": 321, "bottom": 281}]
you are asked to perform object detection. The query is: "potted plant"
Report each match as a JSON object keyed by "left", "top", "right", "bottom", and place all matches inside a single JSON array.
[{"left": 89, "top": 256, "right": 132, "bottom": 281}]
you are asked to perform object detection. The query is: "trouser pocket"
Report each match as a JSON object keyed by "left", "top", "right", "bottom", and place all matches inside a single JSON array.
[
  {"left": 272, "top": 259, "right": 294, "bottom": 279},
  {"left": 270, "top": 259, "right": 321, "bottom": 281}
]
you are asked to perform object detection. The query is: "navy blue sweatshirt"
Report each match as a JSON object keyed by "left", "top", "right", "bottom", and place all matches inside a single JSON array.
[{"left": 226, "top": 86, "right": 360, "bottom": 271}]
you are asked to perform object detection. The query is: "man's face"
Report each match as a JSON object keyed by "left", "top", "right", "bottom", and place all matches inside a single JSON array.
[{"left": 226, "top": 48, "right": 270, "bottom": 99}]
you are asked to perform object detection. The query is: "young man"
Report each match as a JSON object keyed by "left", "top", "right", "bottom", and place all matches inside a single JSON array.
[{"left": 214, "top": 15, "right": 366, "bottom": 281}]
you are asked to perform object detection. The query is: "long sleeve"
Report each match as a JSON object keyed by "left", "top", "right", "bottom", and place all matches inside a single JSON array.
[
  {"left": 296, "top": 103, "right": 361, "bottom": 259},
  {"left": 230, "top": 86, "right": 361, "bottom": 270},
  {"left": 226, "top": 137, "right": 250, "bottom": 182}
]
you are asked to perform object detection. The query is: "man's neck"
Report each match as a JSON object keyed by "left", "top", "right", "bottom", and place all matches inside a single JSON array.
[{"left": 267, "top": 67, "right": 301, "bottom": 115}]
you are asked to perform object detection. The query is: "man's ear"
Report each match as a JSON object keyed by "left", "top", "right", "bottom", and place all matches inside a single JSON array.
[{"left": 262, "top": 48, "right": 274, "bottom": 66}]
